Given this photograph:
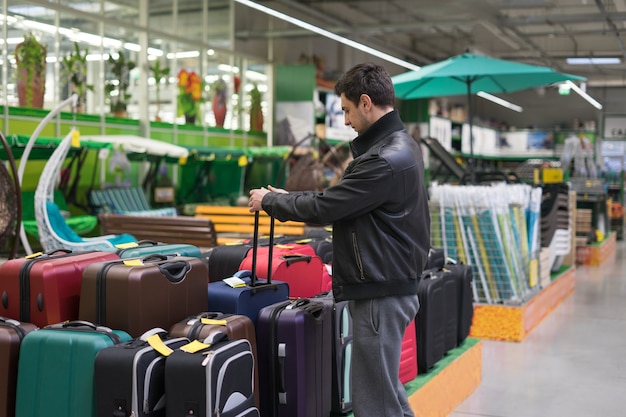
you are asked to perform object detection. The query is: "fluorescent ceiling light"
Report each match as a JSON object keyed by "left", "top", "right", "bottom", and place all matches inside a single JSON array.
[
  {"left": 234, "top": 0, "right": 422, "bottom": 72},
  {"left": 477, "top": 91, "right": 523, "bottom": 112},
  {"left": 564, "top": 80, "right": 603, "bottom": 110},
  {"left": 566, "top": 57, "right": 621, "bottom": 65}
]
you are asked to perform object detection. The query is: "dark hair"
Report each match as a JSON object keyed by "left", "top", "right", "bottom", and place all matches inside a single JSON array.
[{"left": 334, "top": 62, "right": 395, "bottom": 108}]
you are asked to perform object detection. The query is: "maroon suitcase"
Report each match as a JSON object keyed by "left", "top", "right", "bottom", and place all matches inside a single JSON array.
[
  {"left": 79, "top": 255, "right": 208, "bottom": 338},
  {"left": 0, "top": 249, "right": 120, "bottom": 327},
  {"left": 169, "top": 311, "right": 260, "bottom": 408},
  {"left": 0, "top": 317, "right": 38, "bottom": 417}
]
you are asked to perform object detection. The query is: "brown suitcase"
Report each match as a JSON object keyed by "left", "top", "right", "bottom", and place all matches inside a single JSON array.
[
  {"left": 169, "top": 311, "right": 260, "bottom": 407},
  {"left": 0, "top": 317, "right": 38, "bottom": 417},
  {"left": 79, "top": 255, "right": 208, "bottom": 338}
]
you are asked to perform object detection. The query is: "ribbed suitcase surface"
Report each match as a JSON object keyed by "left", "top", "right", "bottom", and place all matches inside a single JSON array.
[
  {"left": 0, "top": 250, "right": 120, "bottom": 327},
  {"left": 0, "top": 317, "right": 37, "bottom": 417},
  {"left": 79, "top": 255, "right": 208, "bottom": 337},
  {"left": 15, "top": 321, "right": 131, "bottom": 417},
  {"left": 256, "top": 298, "right": 332, "bottom": 417},
  {"left": 116, "top": 240, "right": 202, "bottom": 259}
]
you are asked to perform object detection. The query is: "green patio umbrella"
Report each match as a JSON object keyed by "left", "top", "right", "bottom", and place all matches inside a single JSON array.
[{"left": 391, "top": 52, "right": 586, "bottom": 183}]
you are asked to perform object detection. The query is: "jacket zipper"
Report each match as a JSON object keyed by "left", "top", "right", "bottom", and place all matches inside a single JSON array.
[{"left": 351, "top": 232, "right": 365, "bottom": 280}]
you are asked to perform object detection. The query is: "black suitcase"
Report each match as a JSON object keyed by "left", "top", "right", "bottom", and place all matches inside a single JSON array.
[
  {"left": 310, "top": 292, "right": 352, "bottom": 415},
  {"left": 94, "top": 328, "right": 190, "bottom": 417},
  {"left": 206, "top": 244, "right": 252, "bottom": 282},
  {"left": 425, "top": 247, "right": 445, "bottom": 270},
  {"left": 442, "top": 263, "right": 474, "bottom": 344},
  {"left": 165, "top": 332, "right": 259, "bottom": 417},
  {"left": 416, "top": 269, "right": 448, "bottom": 372}
]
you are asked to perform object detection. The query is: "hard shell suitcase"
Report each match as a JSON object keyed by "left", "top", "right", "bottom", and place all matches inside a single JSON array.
[
  {"left": 165, "top": 332, "right": 259, "bottom": 417},
  {"left": 399, "top": 319, "right": 418, "bottom": 384},
  {"left": 416, "top": 269, "right": 447, "bottom": 372},
  {"left": 206, "top": 243, "right": 252, "bottom": 282},
  {"left": 256, "top": 298, "right": 332, "bottom": 417},
  {"left": 239, "top": 245, "right": 324, "bottom": 298},
  {"left": 442, "top": 263, "right": 474, "bottom": 344},
  {"left": 0, "top": 249, "right": 120, "bottom": 327},
  {"left": 310, "top": 293, "right": 352, "bottom": 415},
  {"left": 79, "top": 255, "right": 209, "bottom": 337},
  {"left": 425, "top": 247, "right": 445, "bottom": 270},
  {"left": 168, "top": 311, "right": 260, "bottom": 407},
  {"left": 15, "top": 320, "right": 131, "bottom": 417},
  {"left": 207, "top": 213, "right": 289, "bottom": 326},
  {"left": 116, "top": 240, "right": 202, "bottom": 259},
  {"left": 0, "top": 317, "right": 37, "bottom": 417},
  {"left": 94, "top": 328, "right": 190, "bottom": 417},
  {"left": 441, "top": 270, "right": 459, "bottom": 352}
]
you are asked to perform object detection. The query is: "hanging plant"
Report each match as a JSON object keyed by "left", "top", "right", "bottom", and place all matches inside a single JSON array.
[{"left": 14, "top": 33, "right": 47, "bottom": 108}]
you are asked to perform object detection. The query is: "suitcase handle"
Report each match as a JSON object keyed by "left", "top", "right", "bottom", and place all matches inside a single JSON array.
[
  {"left": 139, "top": 327, "right": 168, "bottom": 341},
  {"left": 46, "top": 248, "right": 72, "bottom": 256},
  {"left": 137, "top": 240, "right": 160, "bottom": 247},
  {"left": 157, "top": 261, "right": 191, "bottom": 283},
  {"left": 282, "top": 254, "right": 312, "bottom": 265},
  {"left": 46, "top": 321, "right": 123, "bottom": 344},
  {"left": 142, "top": 254, "right": 169, "bottom": 262},
  {"left": 250, "top": 211, "right": 275, "bottom": 287}
]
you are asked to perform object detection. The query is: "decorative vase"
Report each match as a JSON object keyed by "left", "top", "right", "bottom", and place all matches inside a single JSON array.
[
  {"left": 212, "top": 95, "right": 227, "bottom": 128},
  {"left": 17, "top": 67, "right": 45, "bottom": 108},
  {"left": 185, "top": 114, "right": 196, "bottom": 125},
  {"left": 250, "top": 107, "right": 264, "bottom": 132}
]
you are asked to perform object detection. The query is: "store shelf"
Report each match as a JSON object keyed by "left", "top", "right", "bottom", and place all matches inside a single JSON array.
[
  {"left": 468, "top": 265, "right": 575, "bottom": 342},
  {"left": 575, "top": 231, "right": 618, "bottom": 265}
]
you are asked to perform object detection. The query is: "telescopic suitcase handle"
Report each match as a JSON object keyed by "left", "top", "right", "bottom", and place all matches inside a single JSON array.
[{"left": 250, "top": 211, "right": 275, "bottom": 286}]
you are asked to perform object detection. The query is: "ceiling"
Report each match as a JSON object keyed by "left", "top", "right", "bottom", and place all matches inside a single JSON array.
[
  {"left": 8, "top": 0, "right": 626, "bottom": 88},
  {"left": 238, "top": 0, "right": 626, "bottom": 87}
]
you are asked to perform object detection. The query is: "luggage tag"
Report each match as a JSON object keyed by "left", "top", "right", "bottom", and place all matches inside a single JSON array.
[
  {"left": 223, "top": 276, "right": 247, "bottom": 288},
  {"left": 200, "top": 318, "right": 228, "bottom": 326},
  {"left": 146, "top": 333, "right": 174, "bottom": 357}
]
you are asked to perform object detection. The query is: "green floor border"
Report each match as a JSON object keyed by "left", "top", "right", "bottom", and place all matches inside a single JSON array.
[{"left": 344, "top": 337, "right": 480, "bottom": 416}]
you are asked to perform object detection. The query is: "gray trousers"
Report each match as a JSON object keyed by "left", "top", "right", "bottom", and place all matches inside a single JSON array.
[{"left": 349, "top": 294, "right": 420, "bottom": 417}]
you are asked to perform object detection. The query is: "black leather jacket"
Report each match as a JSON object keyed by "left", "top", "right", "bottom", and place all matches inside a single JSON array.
[{"left": 262, "top": 110, "right": 430, "bottom": 301}]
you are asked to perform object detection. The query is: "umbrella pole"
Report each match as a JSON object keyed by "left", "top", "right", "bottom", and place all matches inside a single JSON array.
[{"left": 466, "top": 79, "right": 476, "bottom": 184}]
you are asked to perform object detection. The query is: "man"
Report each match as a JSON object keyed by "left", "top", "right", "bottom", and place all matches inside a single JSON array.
[{"left": 248, "top": 62, "right": 430, "bottom": 417}]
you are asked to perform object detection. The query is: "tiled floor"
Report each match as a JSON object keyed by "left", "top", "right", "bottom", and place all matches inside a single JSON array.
[{"left": 450, "top": 241, "right": 624, "bottom": 417}]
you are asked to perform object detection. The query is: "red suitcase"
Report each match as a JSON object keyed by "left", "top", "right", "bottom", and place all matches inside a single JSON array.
[
  {"left": 0, "top": 317, "right": 38, "bottom": 417},
  {"left": 399, "top": 319, "right": 418, "bottom": 384},
  {"left": 0, "top": 249, "right": 120, "bottom": 327},
  {"left": 239, "top": 245, "right": 325, "bottom": 298}
]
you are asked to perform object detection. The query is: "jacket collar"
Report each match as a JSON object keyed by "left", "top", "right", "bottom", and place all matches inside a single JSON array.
[{"left": 350, "top": 110, "right": 405, "bottom": 157}]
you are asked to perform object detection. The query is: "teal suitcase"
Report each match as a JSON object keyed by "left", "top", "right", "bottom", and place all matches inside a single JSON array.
[
  {"left": 116, "top": 240, "right": 202, "bottom": 259},
  {"left": 15, "top": 320, "right": 131, "bottom": 417}
]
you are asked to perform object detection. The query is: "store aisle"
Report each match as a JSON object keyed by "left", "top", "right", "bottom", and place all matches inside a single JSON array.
[{"left": 449, "top": 241, "right": 624, "bottom": 417}]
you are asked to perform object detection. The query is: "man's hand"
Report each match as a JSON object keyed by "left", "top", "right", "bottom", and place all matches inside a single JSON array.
[{"left": 248, "top": 185, "right": 288, "bottom": 212}]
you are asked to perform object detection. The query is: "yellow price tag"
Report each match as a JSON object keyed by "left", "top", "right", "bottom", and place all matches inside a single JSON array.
[
  {"left": 180, "top": 340, "right": 210, "bottom": 353},
  {"left": 147, "top": 334, "right": 174, "bottom": 357},
  {"left": 178, "top": 155, "right": 188, "bottom": 165},
  {"left": 123, "top": 259, "right": 144, "bottom": 267},
  {"left": 238, "top": 155, "right": 248, "bottom": 167},
  {"left": 71, "top": 130, "right": 80, "bottom": 148},
  {"left": 25, "top": 251, "right": 43, "bottom": 259},
  {"left": 200, "top": 318, "right": 228, "bottom": 326}
]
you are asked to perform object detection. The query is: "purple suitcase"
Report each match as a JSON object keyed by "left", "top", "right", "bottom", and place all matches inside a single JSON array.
[{"left": 256, "top": 298, "right": 332, "bottom": 417}]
